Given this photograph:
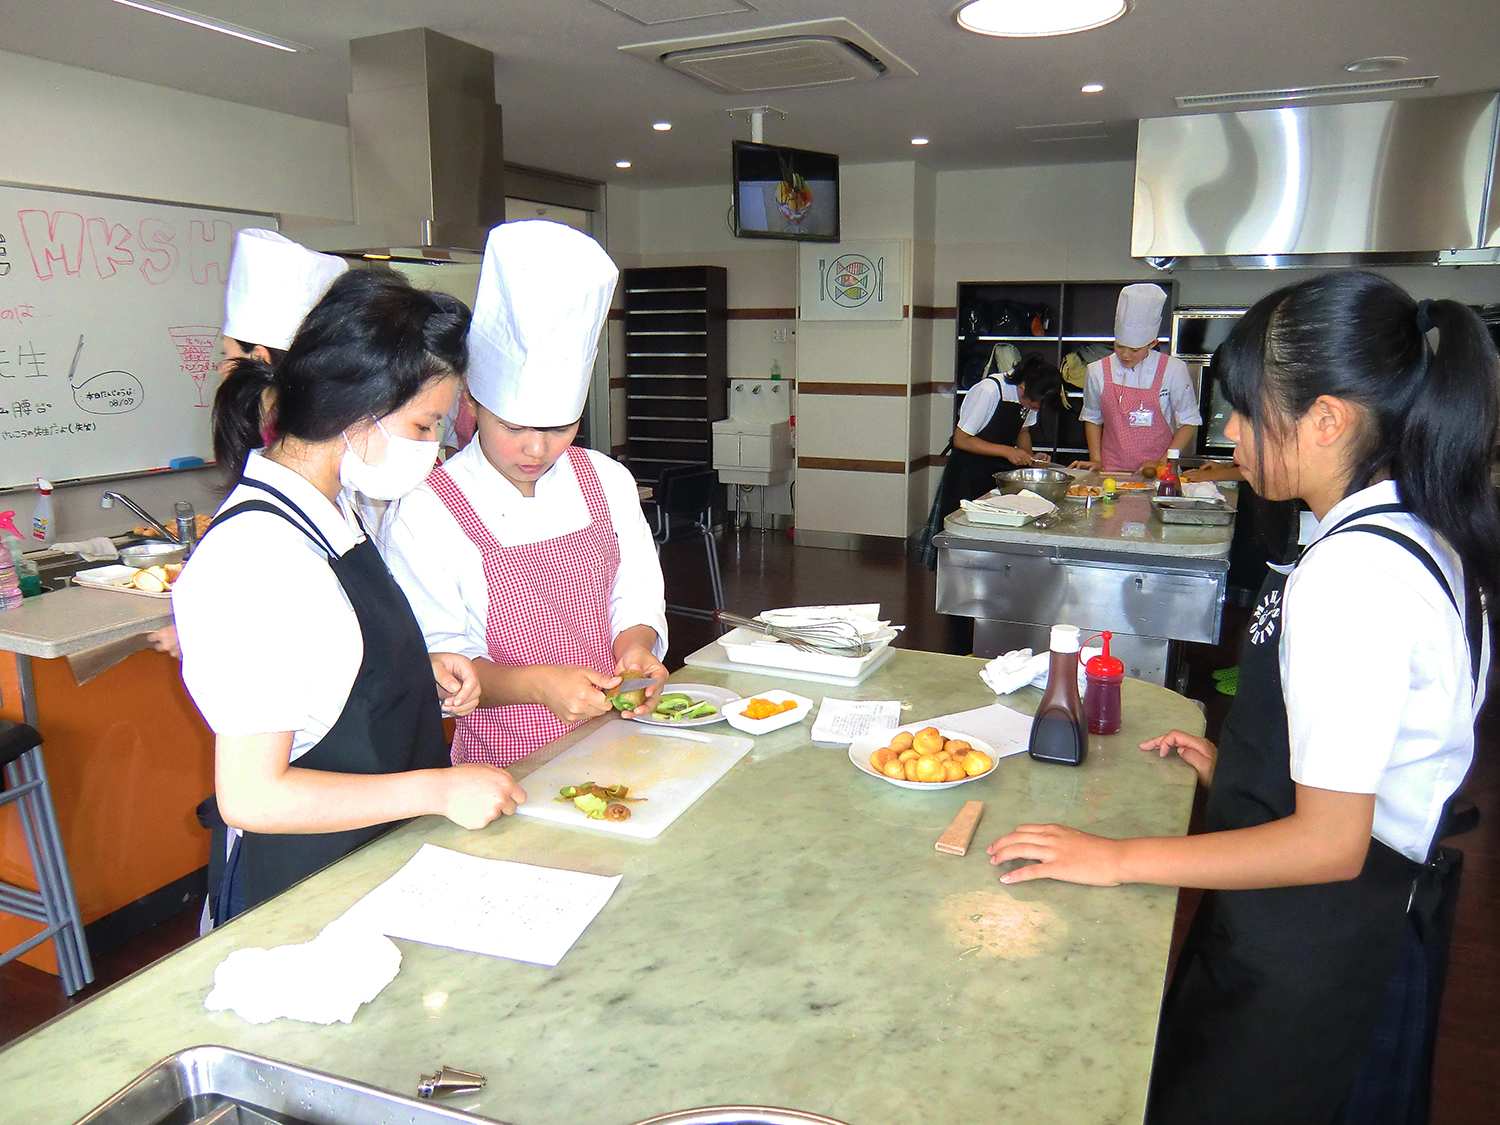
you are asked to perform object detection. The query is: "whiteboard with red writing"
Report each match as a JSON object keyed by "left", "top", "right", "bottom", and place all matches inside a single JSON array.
[{"left": 0, "top": 182, "right": 273, "bottom": 488}]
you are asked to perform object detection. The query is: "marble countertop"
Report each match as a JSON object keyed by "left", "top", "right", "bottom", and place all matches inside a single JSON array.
[
  {"left": 939, "top": 478, "right": 1236, "bottom": 560},
  {"left": 0, "top": 586, "right": 171, "bottom": 659},
  {"left": 0, "top": 651, "right": 1202, "bottom": 1125}
]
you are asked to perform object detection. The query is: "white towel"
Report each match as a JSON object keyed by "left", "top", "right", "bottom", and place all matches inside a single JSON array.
[
  {"left": 51, "top": 537, "right": 119, "bottom": 562},
  {"left": 204, "top": 919, "right": 401, "bottom": 1025},
  {"left": 980, "top": 646, "right": 1103, "bottom": 696}
]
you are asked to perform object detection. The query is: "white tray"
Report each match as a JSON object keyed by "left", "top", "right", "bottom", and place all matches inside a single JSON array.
[
  {"left": 717, "top": 626, "right": 896, "bottom": 679},
  {"left": 683, "top": 638, "right": 896, "bottom": 687},
  {"left": 71, "top": 564, "right": 174, "bottom": 600}
]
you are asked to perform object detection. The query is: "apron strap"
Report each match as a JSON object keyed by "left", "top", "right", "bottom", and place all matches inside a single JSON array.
[{"left": 225, "top": 477, "right": 343, "bottom": 559}]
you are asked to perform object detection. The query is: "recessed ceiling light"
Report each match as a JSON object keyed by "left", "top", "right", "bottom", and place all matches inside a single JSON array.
[
  {"left": 1081, "top": 82, "right": 1105, "bottom": 93},
  {"left": 911, "top": 136, "right": 930, "bottom": 145},
  {"left": 107, "top": 0, "right": 304, "bottom": 51},
  {"left": 616, "top": 160, "right": 633, "bottom": 169},
  {"left": 1345, "top": 55, "right": 1408, "bottom": 73},
  {"left": 957, "top": 0, "right": 1127, "bottom": 38},
  {"left": 653, "top": 121, "right": 672, "bottom": 131}
]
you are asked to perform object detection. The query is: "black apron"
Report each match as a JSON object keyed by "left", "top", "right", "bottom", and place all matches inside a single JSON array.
[
  {"left": 936, "top": 375, "right": 1028, "bottom": 521},
  {"left": 198, "top": 478, "right": 449, "bottom": 923},
  {"left": 1147, "top": 503, "right": 1481, "bottom": 1125}
]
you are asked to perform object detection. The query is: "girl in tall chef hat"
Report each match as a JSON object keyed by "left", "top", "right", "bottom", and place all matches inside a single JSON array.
[
  {"left": 383, "top": 221, "right": 669, "bottom": 769},
  {"left": 147, "top": 229, "right": 347, "bottom": 659}
]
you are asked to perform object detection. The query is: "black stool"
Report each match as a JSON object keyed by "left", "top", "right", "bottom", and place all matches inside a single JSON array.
[
  {"left": 652, "top": 465, "right": 725, "bottom": 622},
  {"left": 0, "top": 720, "right": 93, "bottom": 995}
]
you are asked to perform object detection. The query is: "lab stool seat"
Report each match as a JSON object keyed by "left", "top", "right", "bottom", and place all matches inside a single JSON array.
[
  {"left": 652, "top": 465, "right": 725, "bottom": 622},
  {"left": 0, "top": 720, "right": 94, "bottom": 995}
]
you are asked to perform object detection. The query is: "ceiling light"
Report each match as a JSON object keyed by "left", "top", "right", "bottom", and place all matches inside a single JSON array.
[
  {"left": 616, "top": 160, "right": 633, "bottom": 169},
  {"left": 653, "top": 121, "right": 672, "bottom": 131},
  {"left": 911, "top": 136, "right": 929, "bottom": 145},
  {"left": 1345, "top": 55, "right": 1408, "bottom": 73},
  {"left": 957, "top": 0, "right": 1127, "bottom": 38},
  {"left": 1081, "top": 82, "right": 1104, "bottom": 93},
  {"left": 107, "top": 0, "right": 304, "bottom": 51}
]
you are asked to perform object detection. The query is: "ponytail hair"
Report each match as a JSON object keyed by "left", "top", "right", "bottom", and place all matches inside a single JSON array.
[
  {"left": 1217, "top": 270, "right": 1500, "bottom": 600},
  {"left": 1007, "top": 352, "right": 1064, "bottom": 412},
  {"left": 212, "top": 270, "right": 471, "bottom": 477}
]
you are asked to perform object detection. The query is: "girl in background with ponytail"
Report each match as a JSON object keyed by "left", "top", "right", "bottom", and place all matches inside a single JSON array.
[
  {"left": 987, "top": 271, "right": 1497, "bottom": 1124},
  {"left": 173, "top": 269, "right": 525, "bottom": 925}
]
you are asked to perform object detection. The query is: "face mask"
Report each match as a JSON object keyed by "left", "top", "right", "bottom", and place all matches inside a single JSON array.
[{"left": 339, "top": 418, "right": 439, "bottom": 500}]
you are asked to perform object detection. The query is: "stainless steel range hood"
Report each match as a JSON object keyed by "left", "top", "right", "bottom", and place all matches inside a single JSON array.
[
  {"left": 300, "top": 28, "right": 504, "bottom": 262},
  {"left": 1132, "top": 92, "right": 1500, "bottom": 269}
]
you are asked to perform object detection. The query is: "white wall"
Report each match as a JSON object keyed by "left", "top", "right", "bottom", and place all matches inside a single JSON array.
[{"left": 0, "top": 50, "right": 354, "bottom": 532}]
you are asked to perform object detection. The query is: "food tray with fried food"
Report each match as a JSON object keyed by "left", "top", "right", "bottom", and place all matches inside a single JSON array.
[
  {"left": 132, "top": 513, "right": 213, "bottom": 539},
  {"left": 848, "top": 727, "right": 999, "bottom": 791},
  {"left": 72, "top": 563, "right": 181, "bottom": 599}
]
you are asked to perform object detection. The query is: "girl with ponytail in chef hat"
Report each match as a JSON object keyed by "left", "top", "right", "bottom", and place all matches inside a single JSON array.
[
  {"left": 147, "top": 229, "right": 347, "bottom": 659},
  {"left": 990, "top": 271, "right": 1498, "bottom": 1123},
  {"left": 382, "top": 220, "right": 669, "bottom": 770},
  {"left": 173, "top": 269, "right": 524, "bottom": 925}
]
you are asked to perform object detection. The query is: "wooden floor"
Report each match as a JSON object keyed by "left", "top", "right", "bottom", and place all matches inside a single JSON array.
[{"left": 3, "top": 527, "right": 1496, "bottom": 1122}]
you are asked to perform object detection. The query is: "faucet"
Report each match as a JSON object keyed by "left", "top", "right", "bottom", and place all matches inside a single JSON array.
[{"left": 100, "top": 491, "right": 179, "bottom": 542}]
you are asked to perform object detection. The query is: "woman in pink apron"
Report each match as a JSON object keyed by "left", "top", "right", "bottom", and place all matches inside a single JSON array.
[
  {"left": 383, "top": 221, "right": 669, "bottom": 769},
  {"left": 1071, "top": 283, "right": 1201, "bottom": 473}
]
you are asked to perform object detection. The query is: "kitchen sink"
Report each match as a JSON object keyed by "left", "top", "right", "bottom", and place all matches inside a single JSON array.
[{"left": 29, "top": 537, "right": 152, "bottom": 592}]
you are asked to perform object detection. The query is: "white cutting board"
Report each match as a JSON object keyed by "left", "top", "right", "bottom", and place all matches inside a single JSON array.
[{"left": 514, "top": 720, "right": 754, "bottom": 840}]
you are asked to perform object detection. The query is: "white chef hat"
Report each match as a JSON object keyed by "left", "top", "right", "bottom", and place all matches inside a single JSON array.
[
  {"left": 466, "top": 220, "right": 619, "bottom": 427},
  {"left": 222, "top": 229, "right": 347, "bottom": 351},
  {"left": 1114, "top": 283, "right": 1168, "bottom": 348}
]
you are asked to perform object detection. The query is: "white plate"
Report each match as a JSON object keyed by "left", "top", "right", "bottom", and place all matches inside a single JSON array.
[
  {"left": 72, "top": 564, "right": 174, "bottom": 600},
  {"left": 628, "top": 683, "right": 739, "bottom": 728},
  {"left": 848, "top": 728, "right": 1000, "bottom": 791},
  {"left": 722, "top": 689, "right": 814, "bottom": 735}
]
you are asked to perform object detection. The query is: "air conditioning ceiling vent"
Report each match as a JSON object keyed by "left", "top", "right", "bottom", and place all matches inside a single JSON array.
[{"left": 663, "top": 36, "right": 884, "bottom": 92}]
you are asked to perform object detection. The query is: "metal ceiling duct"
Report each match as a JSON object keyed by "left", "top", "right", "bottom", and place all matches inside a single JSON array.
[
  {"left": 1132, "top": 91, "right": 1500, "bottom": 269},
  {"left": 300, "top": 28, "right": 505, "bottom": 261}
]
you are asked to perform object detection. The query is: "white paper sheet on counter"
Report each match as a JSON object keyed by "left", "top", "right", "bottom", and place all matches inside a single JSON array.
[
  {"left": 337, "top": 844, "right": 621, "bottom": 967},
  {"left": 810, "top": 697, "right": 904, "bottom": 744}
]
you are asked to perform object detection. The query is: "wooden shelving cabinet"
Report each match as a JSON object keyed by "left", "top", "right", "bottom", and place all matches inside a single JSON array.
[
  {"left": 621, "top": 265, "right": 728, "bottom": 486},
  {"left": 953, "top": 279, "right": 1178, "bottom": 458}
]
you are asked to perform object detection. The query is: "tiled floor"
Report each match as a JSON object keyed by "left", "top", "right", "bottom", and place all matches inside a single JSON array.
[{"left": 3, "top": 526, "right": 1496, "bottom": 1121}]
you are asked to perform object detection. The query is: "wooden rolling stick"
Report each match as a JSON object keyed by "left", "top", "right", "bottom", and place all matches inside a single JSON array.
[{"left": 935, "top": 800, "right": 984, "bottom": 856}]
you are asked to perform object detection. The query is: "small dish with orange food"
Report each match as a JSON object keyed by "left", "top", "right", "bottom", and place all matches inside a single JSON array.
[
  {"left": 848, "top": 727, "right": 999, "bottom": 790},
  {"left": 722, "top": 689, "right": 815, "bottom": 735}
]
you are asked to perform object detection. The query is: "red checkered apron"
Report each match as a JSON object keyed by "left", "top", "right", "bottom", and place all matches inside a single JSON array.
[
  {"left": 427, "top": 447, "right": 620, "bottom": 767},
  {"left": 1099, "top": 351, "right": 1174, "bottom": 472}
]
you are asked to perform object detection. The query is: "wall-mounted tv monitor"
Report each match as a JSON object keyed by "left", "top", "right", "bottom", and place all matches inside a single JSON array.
[{"left": 732, "top": 140, "right": 840, "bottom": 243}]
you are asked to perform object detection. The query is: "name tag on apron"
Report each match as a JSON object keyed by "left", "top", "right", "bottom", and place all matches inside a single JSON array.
[{"left": 1128, "top": 406, "right": 1155, "bottom": 428}]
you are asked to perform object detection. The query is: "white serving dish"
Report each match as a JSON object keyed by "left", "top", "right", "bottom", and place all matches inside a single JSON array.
[
  {"left": 847, "top": 728, "right": 1000, "bottom": 791},
  {"left": 72, "top": 564, "right": 174, "bottom": 600},
  {"left": 628, "top": 683, "right": 738, "bottom": 728},
  {"left": 718, "top": 627, "right": 896, "bottom": 678},
  {"left": 722, "top": 689, "right": 814, "bottom": 735}
]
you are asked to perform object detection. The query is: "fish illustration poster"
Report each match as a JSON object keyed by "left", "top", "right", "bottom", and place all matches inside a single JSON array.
[{"left": 798, "top": 240, "right": 904, "bottom": 321}]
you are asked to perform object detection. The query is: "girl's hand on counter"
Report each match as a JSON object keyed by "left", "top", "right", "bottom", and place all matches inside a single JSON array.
[
  {"left": 1069, "top": 458, "right": 1100, "bottom": 471},
  {"left": 1182, "top": 463, "right": 1243, "bottom": 483},
  {"left": 443, "top": 763, "right": 525, "bottom": 828},
  {"left": 986, "top": 824, "right": 1125, "bottom": 886},
  {"left": 1142, "top": 729, "right": 1217, "bottom": 787},
  {"left": 431, "top": 652, "right": 481, "bottom": 717},
  {"left": 147, "top": 625, "right": 182, "bottom": 660},
  {"left": 533, "top": 665, "right": 619, "bottom": 724}
]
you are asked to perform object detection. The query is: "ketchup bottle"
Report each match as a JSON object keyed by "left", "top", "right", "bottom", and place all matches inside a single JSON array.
[
  {"left": 1156, "top": 449, "right": 1182, "bottom": 497},
  {"left": 1084, "top": 631, "right": 1125, "bottom": 735},
  {"left": 1028, "top": 624, "right": 1087, "bottom": 766}
]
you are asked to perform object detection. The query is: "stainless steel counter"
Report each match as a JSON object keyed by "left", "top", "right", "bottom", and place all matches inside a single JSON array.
[{"left": 934, "top": 483, "right": 1235, "bottom": 683}]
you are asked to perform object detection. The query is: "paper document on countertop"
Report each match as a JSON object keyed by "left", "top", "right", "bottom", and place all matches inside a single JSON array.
[
  {"left": 912, "top": 702, "right": 1033, "bottom": 759},
  {"left": 337, "top": 843, "right": 622, "bottom": 967},
  {"left": 811, "top": 697, "right": 904, "bottom": 744}
]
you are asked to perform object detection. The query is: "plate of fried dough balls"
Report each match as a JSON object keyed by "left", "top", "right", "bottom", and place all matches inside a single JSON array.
[{"left": 848, "top": 726, "right": 999, "bottom": 790}]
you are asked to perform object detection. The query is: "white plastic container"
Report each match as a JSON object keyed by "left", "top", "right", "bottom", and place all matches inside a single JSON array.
[
  {"left": 722, "top": 689, "right": 815, "bottom": 735},
  {"left": 29, "top": 478, "right": 54, "bottom": 545}
]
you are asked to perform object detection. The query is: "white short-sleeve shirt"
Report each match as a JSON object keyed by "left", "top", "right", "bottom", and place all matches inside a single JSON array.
[
  {"left": 380, "top": 440, "right": 668, "bottom": 663},
  {"left": 173, "top": 452, "right": 368, "bottom": 762},
  {"left": 958, "top": 376, "right": 1037, "bottom": 436},
  {"left": 1281, "top": 480, "right": 1489, "bottom": 861},
  {"left": 1079, "top": 351, "right": 1202, "bottom": 429}
]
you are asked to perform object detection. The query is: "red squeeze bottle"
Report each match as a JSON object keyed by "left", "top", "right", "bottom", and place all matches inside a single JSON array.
[{"left": 1084, "top": 631, "right": 1125, "bottom": 735}]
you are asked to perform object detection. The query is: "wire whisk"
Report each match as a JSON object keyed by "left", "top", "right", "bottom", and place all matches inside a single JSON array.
[{"left": 714, "top": 610, "right": 877, "bottom": 658}]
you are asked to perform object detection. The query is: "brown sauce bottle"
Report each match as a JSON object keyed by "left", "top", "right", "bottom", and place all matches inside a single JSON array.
[{"left": 1028, "top": 624, "right": 1087, "bottom": 766}]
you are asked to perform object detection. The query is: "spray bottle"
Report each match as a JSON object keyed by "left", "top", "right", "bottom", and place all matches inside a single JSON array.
[{"left": 29, "top": 478, "right": 54, "bottom": 545}]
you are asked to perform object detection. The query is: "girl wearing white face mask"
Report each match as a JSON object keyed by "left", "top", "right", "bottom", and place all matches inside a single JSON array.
[{"left": 172, "top": 270, "right": 526, "bottom": 925}]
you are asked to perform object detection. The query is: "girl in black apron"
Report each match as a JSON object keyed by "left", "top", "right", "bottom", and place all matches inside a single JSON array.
[
  {"left": 936, "top": 353, "right": 1063, "bottom": 523},
  {"left": 986, "top": 271, "right": 1499, "bottom": 1124},
  {"left": 176, "top": 270, "right": 526, "bottom": 923}
]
